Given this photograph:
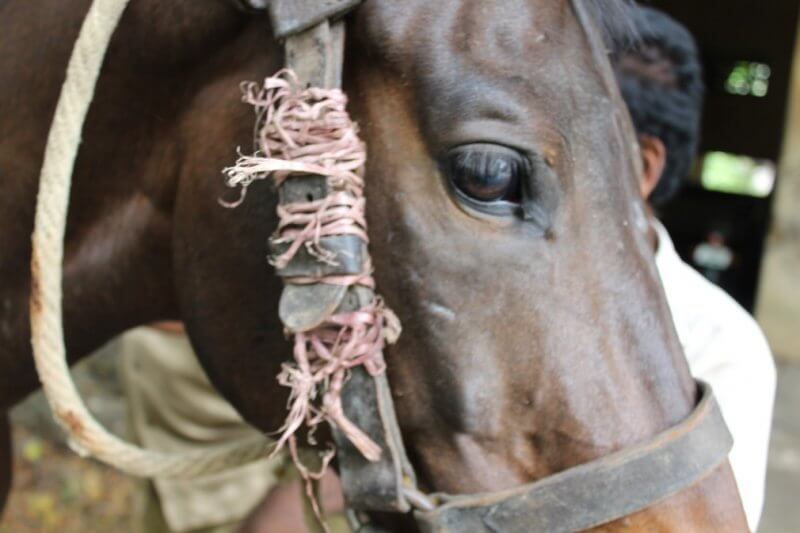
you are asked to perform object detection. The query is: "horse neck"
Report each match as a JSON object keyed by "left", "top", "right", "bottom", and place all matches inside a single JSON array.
[{"left": 0, "top": 1, "right": 277, "bottom": 408}]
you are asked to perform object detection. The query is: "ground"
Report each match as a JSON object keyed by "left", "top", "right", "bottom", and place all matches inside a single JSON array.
[
  {"left": 0, "top": 351, "right": 798, "bottom": 531},
  {"left": 1, "top": 343, "right": 136, "bottom": 533},
  {"left": 0, "top": 426, "right": 135, "bottom": 533}
]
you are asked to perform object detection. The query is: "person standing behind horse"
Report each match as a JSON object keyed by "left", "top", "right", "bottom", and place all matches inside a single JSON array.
[
  {"left": 119, "top": 325, "right": 347, "bottom": 533},
  {"left": 612, "top": 7, "right": 776, "bottom": 530}
]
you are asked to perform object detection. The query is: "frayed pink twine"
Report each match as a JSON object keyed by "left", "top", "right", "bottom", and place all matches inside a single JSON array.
[
  {"left": 221, "top": 69, "right": 366, "bottom": 208},
  {"left": 221, "top": 70, "right": 400, "bottom": 491},
  {"left": 271, "top": 191, "right": 368, "bottom": 270},
  {"left": 273, "top": 300, "right": 401, "bottom": 463}
]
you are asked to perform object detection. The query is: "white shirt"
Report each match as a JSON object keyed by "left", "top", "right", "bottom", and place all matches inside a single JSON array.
[{"left": 654, "top": 221, "right": 776, "bottom": 531}]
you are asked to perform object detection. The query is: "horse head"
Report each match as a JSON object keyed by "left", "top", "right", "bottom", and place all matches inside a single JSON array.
[{"left": 0, "top": 0, "right": 748, "bottom": 530}]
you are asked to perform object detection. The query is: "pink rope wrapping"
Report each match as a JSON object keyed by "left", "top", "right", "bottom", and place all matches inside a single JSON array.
[{"left": 221, "top": 71, "right": 400, "bottom": 477}]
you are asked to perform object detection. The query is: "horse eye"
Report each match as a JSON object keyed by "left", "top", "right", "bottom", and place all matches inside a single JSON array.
[{"left": 444, "top": 145, "right": 525, "bottom": 203}]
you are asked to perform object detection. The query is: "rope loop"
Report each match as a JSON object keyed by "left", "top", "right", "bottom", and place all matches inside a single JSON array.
[{"left": 30, "top": 0, "right": 275, "bottom": 478}]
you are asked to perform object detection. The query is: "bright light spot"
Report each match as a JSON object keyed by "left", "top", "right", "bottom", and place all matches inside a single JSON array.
[
  {"left": 723, "top": 61, "right": 771, "bottom": 98},
  {"left": 701, "top": 151, "right": 776, "bottom": 198}
]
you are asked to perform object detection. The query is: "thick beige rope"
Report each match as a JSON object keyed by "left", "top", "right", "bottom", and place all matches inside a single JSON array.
[{"left": 30, "top": 0, "right": 274, "bottom": 477}]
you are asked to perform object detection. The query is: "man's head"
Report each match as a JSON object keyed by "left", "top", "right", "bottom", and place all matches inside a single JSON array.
[{"left": 613, "top": 7, "right": 705, "bottom": 205}]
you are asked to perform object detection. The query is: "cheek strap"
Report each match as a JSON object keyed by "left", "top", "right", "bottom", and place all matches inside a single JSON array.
[{"left": 223, "top": 1, "right": 418, "bottom": 521}]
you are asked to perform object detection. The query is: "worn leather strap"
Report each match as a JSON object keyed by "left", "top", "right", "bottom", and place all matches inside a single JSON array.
[
  {"left": 414, "top": 381, "right": 732, "bottom": 532},
  {"left": 275, "top": 27, "right": 350, "bottom": 331},
  {"left": 329, "top": 286, "right": 416, "bottom": 513},
  {"left": 333, "top": 369, "right": 415, "bottom": 512},
  {"left": 270, "top": 175, "right": 364, "bottom": 279},
  {"left": 269, "top": 0, "right": 361, "bottom": 39},
  {"left": 271, "top": 1, "right": 415, "bottom": 515}
]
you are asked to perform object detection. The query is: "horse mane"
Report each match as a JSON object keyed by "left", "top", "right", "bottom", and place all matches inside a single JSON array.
[{"left": 584, "top": 0, "right": 639, "bottom": 48}]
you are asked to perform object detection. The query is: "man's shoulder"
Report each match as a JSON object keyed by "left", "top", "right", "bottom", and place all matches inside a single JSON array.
[
  {"left": 662, "top": 252, "right": 760, "bottom": 333},
  {"left": 654, "top": 224, "right": 772, "bottom": 368}
]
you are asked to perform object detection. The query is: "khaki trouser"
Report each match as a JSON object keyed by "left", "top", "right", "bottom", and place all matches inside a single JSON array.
[
  {"left": 118, "top": 327, "right": 291, "bottom": 533},
  {"left": 137, "top": 482, "right": 239, "bottom": 533},
  {"left": 118, "top": 327, "right": 351, "bottom": 533}
]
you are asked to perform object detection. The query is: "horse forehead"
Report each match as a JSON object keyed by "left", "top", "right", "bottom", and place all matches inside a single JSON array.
[
  {"left": 358, "top": 0, "right": 567, "bottom": 67},
  {"left": 356, "top": 0, "right": 581, "bottom": 143}
]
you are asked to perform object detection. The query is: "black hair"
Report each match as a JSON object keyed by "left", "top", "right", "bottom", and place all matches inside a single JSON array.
[{"left": 611, "top": 6, "right": 705, "bottom": 206}]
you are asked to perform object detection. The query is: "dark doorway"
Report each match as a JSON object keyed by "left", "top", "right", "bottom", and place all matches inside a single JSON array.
[{"left": 647, "top": 0, "right": 799, "bottom": 311}]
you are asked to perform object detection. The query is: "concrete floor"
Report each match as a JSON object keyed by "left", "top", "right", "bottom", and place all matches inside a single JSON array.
[{"left": 760, "top": 363, "right": 800, "bottom": 532}]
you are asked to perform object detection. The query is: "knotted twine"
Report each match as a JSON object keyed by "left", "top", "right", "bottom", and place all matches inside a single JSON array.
[{"left": 222, "top": 70, "right": 400, "bottom": 491}]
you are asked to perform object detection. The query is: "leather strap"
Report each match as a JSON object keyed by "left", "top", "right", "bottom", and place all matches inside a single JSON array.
[
  {"left": 333, "top": 369, "right": 415, "bottom": 512},
  {"left": 271, "top": 1, "right": 415, "bottom": 515},
  {"left": 330, "top": 287, "right": 416, "bottom": 513},
  {"left": 276, "top": 27, "right": 350, "bottom": 331},
  {"left": 270, "top": 175, "right": 364, "bottom": 278},
  {"left": 269, "top": 0, "right": 361, "bottom": 39},
  {"left": 414, "top": 381, "right": 732, "bottom": 532}
]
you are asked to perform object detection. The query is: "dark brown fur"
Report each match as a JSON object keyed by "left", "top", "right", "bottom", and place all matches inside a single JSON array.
[{"left": 0, "top": 1, "right": 747, "bottom": 530}]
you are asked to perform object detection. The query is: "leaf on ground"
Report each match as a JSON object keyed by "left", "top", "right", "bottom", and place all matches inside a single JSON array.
[
  {"left": 22, "top": 438, "right": 45, "bottom": 464},
  {"left": 82, "top": 470, "right": 104, "bottom": 502},
  {"left": 25, "top": 492, "right": 61, "bottom": 527}
]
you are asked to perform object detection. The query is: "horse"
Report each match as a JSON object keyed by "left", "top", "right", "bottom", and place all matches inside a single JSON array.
[{"left": 0, "top": 0, "right": 748, "bottom": 530}]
